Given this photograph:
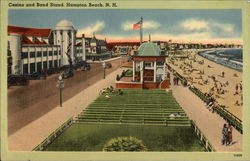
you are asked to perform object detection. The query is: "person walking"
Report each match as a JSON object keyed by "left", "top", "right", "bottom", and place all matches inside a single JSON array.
[
  {"left": 173, "top": 77, "right": 176, "bottom": 85},
  {"left": 227, "top": 123, "right": 233, "bottom": 145},
  {"left": 222, "top": 124, "right": 228, "bottom": 145}
]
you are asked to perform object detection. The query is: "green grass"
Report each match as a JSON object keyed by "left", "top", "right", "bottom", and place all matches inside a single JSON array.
[
  {"left": 45, "top": 123, "right": 206, "bottom": 151},
  {"left": 76, "top": 89, "right": 189, "bottom": 125}
]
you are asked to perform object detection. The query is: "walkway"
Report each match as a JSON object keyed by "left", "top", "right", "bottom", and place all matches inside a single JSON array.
[
  {"left": 170, "top": 74, "right": 242, "bottom": 152},
  {"left": 8, "top": 68, "right": 124, "bottom": 151}
]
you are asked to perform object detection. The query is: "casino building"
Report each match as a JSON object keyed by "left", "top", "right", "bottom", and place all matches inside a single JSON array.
[{"left": 7, "top": 20, "right": 86, "bottom": 75}]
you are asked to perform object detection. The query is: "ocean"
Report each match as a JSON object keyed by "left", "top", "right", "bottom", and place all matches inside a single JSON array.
[{"left": 197, "top": 49, "right": 243, "bottom": 72}]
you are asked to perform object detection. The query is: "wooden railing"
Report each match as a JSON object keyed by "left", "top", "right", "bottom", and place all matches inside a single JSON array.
[
  {"left": 32, "top": 117, "right": 74, "bottom": 151},
  {"left": 215, "top": 106, "right": 242, "bottom": 134},
  {"left": 189, "top": 86, "right": 243, "bottom": 134},
  {"left": 190, "top": 120, "right": 216, "bottom": 152}
]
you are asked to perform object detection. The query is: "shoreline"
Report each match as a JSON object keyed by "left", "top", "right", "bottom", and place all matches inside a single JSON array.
[{"left": 197, "top": 49, "right": 242, "bottom": 72}]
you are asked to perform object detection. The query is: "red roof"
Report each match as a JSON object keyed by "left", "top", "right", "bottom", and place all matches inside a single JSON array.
[
  {"left": 8, "top": 25, "right": 51, "bottom": 37},
  {"left": 75, "top": 42, "right": 82, "bottom": 46},
  {"left": 22, "top": 35, "right": 34, "bottom": 45},
  {"left": 34, "top": 37, "right": 47, "bottom": 44}
]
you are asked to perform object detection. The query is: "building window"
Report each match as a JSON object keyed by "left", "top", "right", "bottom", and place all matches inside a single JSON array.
[
  {"left": 37, "top": 62, "right": 42, "bottom": 73},
  {"left": 49, "top": 61, "right": 53, "bottom": 68},
  {"left": 23, "top": 64, "right": 28, "bottom": 74},
  {"left": 8, "top": 66, "right": 12, "bottom": 75},
  {"left": 30, "top": 52, "right": 35, "bottom": 58},
  {"left": 30, "top": 63, "right": 35, "bottom": 73},
  {"left": 145, "top": 62, "right": 152, "bottom": 67},
  {"left": 8, "top": 50, "right": 11, "bottom": 57},
  {"left": 54, "top": 60, "right": 58, "bottom": 67},
  {"left": 49, "top": 51, "right": 53, "bottom": 56},
  {"left": 156, "top": 61, "right": 164, "bottom": 66},
  {"left": 43, "top": 51, "right": 47, "bottom": 57},
  {"left": 54, "top": 51, "right": 58, "bottom": 56},
  {"left": 43, "top": 62, "right": 47, "bottom": 70},
  {"left": 58, "top": 51, "right": 61, "bottom": 55},
  {"left": 21, "top": 52, "right": 28, "bottom": 59},
  {"left": 37, "top": 51, "right": 42, "bottom": 57}
]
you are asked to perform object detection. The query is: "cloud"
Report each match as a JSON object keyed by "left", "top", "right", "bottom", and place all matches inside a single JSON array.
[
  {"left": 77, "top": 21, "right": 105, "bottom": 36},
  {"left": 180, "top": 19, "right": 209, "bottom": 31},
  {"left": 122, "top": 20, "right": 160, "bottom": 31},
  {"left": 180, "top": 18, "right": 235, "bottom": 34},
  {"left": 212, "top": 22, "right": 235, "bottom": 33}
]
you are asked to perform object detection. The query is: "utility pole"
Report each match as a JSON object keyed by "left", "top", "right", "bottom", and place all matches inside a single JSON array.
[{"left": 56, "top": 75, "right": 64, "bottom": 107}]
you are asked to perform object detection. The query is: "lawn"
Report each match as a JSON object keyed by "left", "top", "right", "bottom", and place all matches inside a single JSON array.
[
  {"left": 45, "top": 123, "right": 206, "bottom": 151},
  {"left": 76, "top": 89, "right": 190, "bottom": 126}
]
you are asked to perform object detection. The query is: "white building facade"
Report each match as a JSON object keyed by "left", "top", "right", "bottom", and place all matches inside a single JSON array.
[{"left": 8, "top": 20, "right": 86, "bottom": 75}]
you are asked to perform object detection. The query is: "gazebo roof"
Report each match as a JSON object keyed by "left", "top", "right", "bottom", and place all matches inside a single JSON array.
[{"left": 135, "top": 42, "right": 165, "bottom": 57}]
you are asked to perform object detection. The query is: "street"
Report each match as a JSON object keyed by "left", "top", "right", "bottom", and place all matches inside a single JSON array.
[{"left": 8, "top": 56, "right": 127, "bottom": 135}]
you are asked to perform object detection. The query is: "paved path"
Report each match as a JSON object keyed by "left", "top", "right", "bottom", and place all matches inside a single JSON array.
[
  {"left": 8, "top": 67, "right": 124, "bottom": 151},
  {"left": 169, "top": 72, "right": 242, "bottom": 152}
]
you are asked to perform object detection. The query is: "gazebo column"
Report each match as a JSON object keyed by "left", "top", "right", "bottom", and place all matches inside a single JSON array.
[
  {"left": 132, "top": 61, "right": 135, "bottom": 81},
  {"left": 140, "top": 61, "right": 144, "bottom": 83},
  {"left": 154, "top": 61, "right": 157, "bottom": 83},
  {"left": 163, "top": 62, "right": 166, "bottom": 80}
]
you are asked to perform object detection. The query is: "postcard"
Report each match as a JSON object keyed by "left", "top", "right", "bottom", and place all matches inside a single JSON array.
[{"left": 1, "top": 0, "right": 250, "bottom": 161}]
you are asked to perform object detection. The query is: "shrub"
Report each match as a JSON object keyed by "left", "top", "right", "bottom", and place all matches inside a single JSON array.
[{"left": 103, "top": 136, "right": 148, "bottom": 152}]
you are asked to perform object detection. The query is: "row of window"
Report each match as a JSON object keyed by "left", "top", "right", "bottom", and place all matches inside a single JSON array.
[
  {"left": 76, "top": 49, "right": 83, "bottom": 53},
  {"left": 22, "top": 60, "right": 61, "bottom": 74},
  {"left": 21, "top": 50, "right": 61, "bottom": 59},
  {"left": 143, "top": 61, "right": 165, "bottom": 67}
]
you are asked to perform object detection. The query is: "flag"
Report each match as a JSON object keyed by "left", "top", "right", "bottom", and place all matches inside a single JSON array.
[{"left": 133, "top": 20, "right": 142, "bottom": 30}]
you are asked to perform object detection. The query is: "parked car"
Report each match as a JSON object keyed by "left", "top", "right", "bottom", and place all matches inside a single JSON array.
[
  {"left": 80, "top": 63, "right": 91, "bottom": 71},
  {"left": 25, "top": 72, "right": 45, "bottom": 80},
  {"left": 46, "top": 68, "right": 60, "bottom": 75},
  {"left": 8, "top": 75, "right": 29, "bottom": 87},
  {"left": 62, "top": 69, "right": 74, "bottom": 79},
  {"left": 105, "top": 62, "right": 112, "bottom": 69}
]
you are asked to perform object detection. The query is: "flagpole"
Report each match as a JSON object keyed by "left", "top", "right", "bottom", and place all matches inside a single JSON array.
[{"left": 140, "top": 17, "right": 143, "bottom": 44}]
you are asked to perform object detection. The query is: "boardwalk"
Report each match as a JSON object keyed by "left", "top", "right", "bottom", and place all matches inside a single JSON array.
[{"left": 170, "top": 75, "right": 242, "bottom": 152}]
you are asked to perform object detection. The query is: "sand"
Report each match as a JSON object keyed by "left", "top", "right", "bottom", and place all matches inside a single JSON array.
[{"left": 166, "top": 49, "right": 242, "bottom": 119}]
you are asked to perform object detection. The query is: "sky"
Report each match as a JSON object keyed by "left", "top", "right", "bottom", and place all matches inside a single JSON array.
[{"left": 8, "top": 9, "right": 242, "bottom": 44}]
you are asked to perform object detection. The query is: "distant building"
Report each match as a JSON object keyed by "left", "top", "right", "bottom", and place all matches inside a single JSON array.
[
  {"left": 107, "top": 41, "right": 140, "bottom": 55},
  {"left": 7, "top": 20, "right": 86, "bottom": 75},
  {"left": 76, "top": 34, "right": 109, "bottom": 61}
]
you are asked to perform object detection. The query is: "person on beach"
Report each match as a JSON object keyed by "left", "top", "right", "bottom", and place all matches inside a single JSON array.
[
  {"left": 222, "top": 71, "right": 225, "bottom": 77},
  {"left": 222, "top": 124, "right": 228, "bottom": 145},
  {"left": 227, "top": 123, "right": 233, "bottom": 145},
  {"left": 234, "top": 84, "right": 239, "bottom": 95},
  {"left": 239, "top": 83, "right": 242, "bottom": 91}
]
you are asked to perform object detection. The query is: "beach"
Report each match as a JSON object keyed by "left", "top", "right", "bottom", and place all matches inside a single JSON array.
[{"left": 166, "top": 49, "right": 242, "bottom": 119}]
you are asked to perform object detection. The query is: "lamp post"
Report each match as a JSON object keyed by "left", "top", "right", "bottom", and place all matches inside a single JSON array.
[
  {"left": 56, "top": 74, "right": 64, "bottom": 107},
  {"left": 102, "top": 62, "right": 106, "bottom": 79}
]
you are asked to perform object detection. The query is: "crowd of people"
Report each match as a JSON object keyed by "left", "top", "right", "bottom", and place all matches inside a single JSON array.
[{"left": 167, "top": 52, "right": 242, "bottom": 113}]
